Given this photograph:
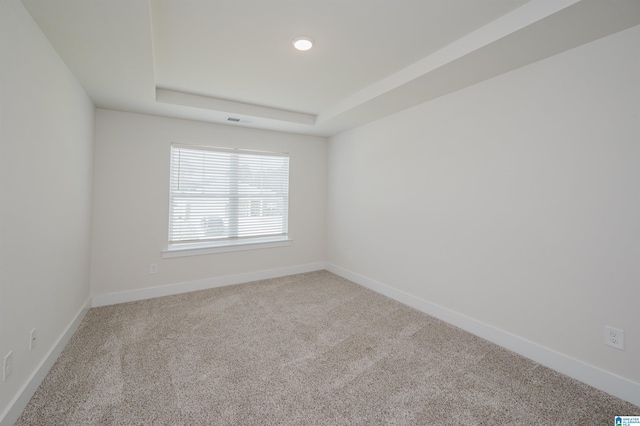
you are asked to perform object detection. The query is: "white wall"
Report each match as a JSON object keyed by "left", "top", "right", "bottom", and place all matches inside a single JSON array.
[
  {"left": 91, "top": 110, "right": 326, "bottom": 298},
  {"left": 327, "top": 23, "right": 640, "bottom": 389},
  {"left": 1, "top": 0, "right": 637, "bottom": 418},
  {"left": 0, "top": 0, "right": 94, "bottom": 421}
]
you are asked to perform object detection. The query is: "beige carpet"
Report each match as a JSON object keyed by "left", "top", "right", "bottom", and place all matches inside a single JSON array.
[{"left": 16, "top": 270, "right": 639, "bottom": 424}]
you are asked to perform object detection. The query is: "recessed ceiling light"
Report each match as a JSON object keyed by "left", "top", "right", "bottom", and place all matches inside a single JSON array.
[{"left": 292, "top": 36, "right": 313, "bottom": 51}]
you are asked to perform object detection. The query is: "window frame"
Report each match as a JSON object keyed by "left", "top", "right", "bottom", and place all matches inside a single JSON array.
[{"left": 163, "top": 144, "right": 291, "bottom": 258}]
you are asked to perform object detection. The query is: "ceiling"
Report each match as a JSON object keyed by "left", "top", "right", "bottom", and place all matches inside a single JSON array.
[{"left": 21, "top": 0, "right": 640, "bottom": 137}]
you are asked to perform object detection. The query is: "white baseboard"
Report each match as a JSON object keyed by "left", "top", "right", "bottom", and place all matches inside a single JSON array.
[
  {"left": 326, "top": 263, "right": 640, "bottom": 408},
  {"left": 1, "top": 263, "right": 325, "bottom": 425},
  {"left": 92, "top": 262, "right": 326, "bottom": 308},
  {"left": 0, "top": 297, "right": 91, "bottom": 426},
  {"left": 4, "top": 262, "right": 636, "bottom": 426}
]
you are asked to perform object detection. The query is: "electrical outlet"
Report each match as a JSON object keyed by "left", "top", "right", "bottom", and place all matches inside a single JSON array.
[
  {"left": 150, "top": 263, "right": 158, "bottom": 274},
  {"left": 30, "top": 328, "right": 37, "bottom": 351},
  {"left": 605, "top": 326, "right": 624, "bottom": 350},
  {"left": 3, "top": 351, "right": 13, "bottom": 382}
]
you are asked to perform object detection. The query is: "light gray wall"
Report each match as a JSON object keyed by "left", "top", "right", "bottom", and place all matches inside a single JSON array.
[
  {"left": 0, "top": 0, "right": 95, "bottom": 418},
  {"left": 91, "top": 109, "right": 327, "bottom": 297},
  {"left": 327, "top": 24, "right": 640, "bottom": 384},
  {"left": 3, "top": 0, "right": 638, "bottom": 416}
]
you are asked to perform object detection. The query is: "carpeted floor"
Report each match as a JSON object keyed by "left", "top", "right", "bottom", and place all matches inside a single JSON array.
[{"left": 16, "top": 270, "right": 639, "bottom": 425}]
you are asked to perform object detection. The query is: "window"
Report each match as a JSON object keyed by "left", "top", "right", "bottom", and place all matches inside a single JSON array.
[{"left": 166, "top": 144, "right": 289, "bottom": 254}]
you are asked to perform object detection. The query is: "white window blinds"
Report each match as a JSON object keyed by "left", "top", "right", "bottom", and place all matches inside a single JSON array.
[{"left": 169, "top": 145, "right": 289, "bottom": 247}]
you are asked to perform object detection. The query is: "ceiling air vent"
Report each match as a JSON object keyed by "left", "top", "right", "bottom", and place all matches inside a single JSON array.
[{"left": 227, "top": 117, "right": 254, "bottom": 124}]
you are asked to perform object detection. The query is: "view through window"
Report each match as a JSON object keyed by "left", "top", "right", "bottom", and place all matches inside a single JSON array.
[{"left": 168, "top": 145, "right": 289, "bottom": 249}]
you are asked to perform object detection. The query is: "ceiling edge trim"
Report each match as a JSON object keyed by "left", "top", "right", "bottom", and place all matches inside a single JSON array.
[
  {"left": 317, "top": 0, "right": 580, "bottom": 125},
  {"left": 155, "top": 88, "right": 317, "bottom": 126}
]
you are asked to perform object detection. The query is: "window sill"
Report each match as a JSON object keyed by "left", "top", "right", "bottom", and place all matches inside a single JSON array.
[{"left": 162, "top": 237, "right": 292, "bottom": 258}]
